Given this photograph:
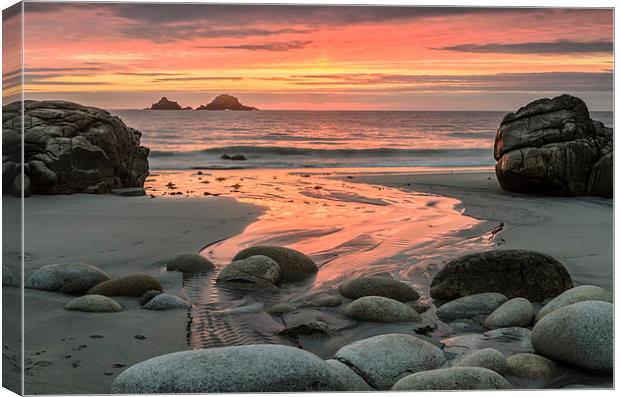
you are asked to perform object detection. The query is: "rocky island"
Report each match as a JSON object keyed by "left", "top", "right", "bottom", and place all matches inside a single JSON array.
[
  {"left": 148, "top": 97, "right": 189, "bottom": 110},
  {"left": 196, "top": 94, "right": 257, "bottom": 111}
]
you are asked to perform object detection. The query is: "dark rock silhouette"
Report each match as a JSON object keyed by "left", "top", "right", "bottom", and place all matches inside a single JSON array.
[
  {"left": 149, "top": 97, "right": 183, "bottom": 110},
  {"left": 2, "top": 100, "right": 149, "bottom": 195},
  {"left": 494, "top": 94, "right": 612, "bottom": 197},
  {"left": 197, "top": 94, "right": 257, "bottom": 111}
]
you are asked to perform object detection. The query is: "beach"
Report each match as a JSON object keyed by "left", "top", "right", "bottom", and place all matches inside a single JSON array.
[{"left": 4, "top": 167, "right": 613, "bottom": 393}]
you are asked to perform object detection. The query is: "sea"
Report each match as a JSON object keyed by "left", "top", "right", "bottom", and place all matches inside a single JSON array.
[{"left": 111, "top": 110, "right": 613, "bottom": 170}]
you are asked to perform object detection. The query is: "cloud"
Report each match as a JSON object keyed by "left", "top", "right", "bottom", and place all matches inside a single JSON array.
[
  {"left": 119, "top": 25, "right": 317, "bottom": 43},
  {"left": 276, "top": 72, "right": 612, "bottom": 92},
  {"left": 199, "top": 40, "right": 312, "bottom": 52},
  {"left": 25, "top": 81, "right": 112, "bottom": 86},
  {"left": 25, "top": 67, "right": 104, "bottom": 73},
  {"left": 435, "top": 40, "right": 613, "bottom": 54},
  {"left": 151, "top": 76, "right": 244, "bottom": 82}
]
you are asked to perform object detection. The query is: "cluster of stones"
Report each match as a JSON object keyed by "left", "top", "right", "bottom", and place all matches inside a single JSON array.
[
  {"left": 103, "top": 247, "right": 613, "bottom": 392},
  {"left": 2, "top": 100, "right": 149, "bottom": 196}
]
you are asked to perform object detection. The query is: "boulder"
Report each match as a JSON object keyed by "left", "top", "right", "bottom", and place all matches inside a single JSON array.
[
  {"left": 392, "top": 367, "right": 511, "bottom": 390},
  {"left": 325, "top": 359, "right": 373, "bottom": 391},
  {"left": 338, "top": 276, "right": 419, "bottom": 302},
  {"left": 149, "top": 97, "right": 182, "bottom": 110},
  {"left": 2, "top": 100, "right": 149, "bottom": 195},
  {"left": 196, "top": 94, "right": 257, "bottom": 111},
  {"left": 267, "top": 303, "right": 297, "bottom": 316},
  {"left": 25, "top": 263, "right": 110, "bottom": 295},
  {"left": 232, "top": 246, "right": 317, "bottom": 282},
  {"left": 2, "top": 265, "right": 19, "bottom": 287},
  {"left": 531, "top": 300, "right": 612, "bottom": 372},
  {"left": 64, "top": 295, "right": 122, "bottom": 312},
  {"left": 166, "top": 254, "right": 215, "bottom": 273},
  {"left": 142, "top": 294, "right": 191, "bottom": 310},
  {"left": 217, "top": 255, "right": 281, "bottom": 289},
  {"left": 534, "top": 285, "right": 613, "bottom": 323},
  {"left": 344, "top": 296, "right": 422, "bottom": 323},
  {"left": 111, "top": 345, "right": 347, "bottom": 393},
  {"left": 430, "top": 250, "right": 572, "bottom": 301},
  {"left": 452, "top": 348, "right": 507, "bottom": 374},
  {"left": 139, "top": 290, "right": 162, "bottom": 306},
  {"left": 484, "top": 298, "right": 534, "bottom": 328},
  {"left": 334, "top": 334, "right": 445, "bottom": 389},
  {"left": 87, "top": 274, "right": 162, "bottom": 297},
  {"left": 505, "top": 353, "right": 557, "bottom": 382},
  {"left": 494, "top": 94, "right": 612, "bottom": 197},
  {"left": 436, "top": 293, "right": 508, "bottom": 321}
]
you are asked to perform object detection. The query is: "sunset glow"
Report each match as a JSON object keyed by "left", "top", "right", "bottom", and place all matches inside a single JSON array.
[{"left": 7, "top": 3, "right": 614, "bottom": 110}]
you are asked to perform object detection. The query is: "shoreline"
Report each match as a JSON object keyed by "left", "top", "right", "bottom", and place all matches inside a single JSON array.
[{"left": 351, "top": 170, "right": 613, "bottom": 291}]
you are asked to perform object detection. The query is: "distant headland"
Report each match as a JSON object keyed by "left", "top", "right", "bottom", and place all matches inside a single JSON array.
[{"left": 147, "top": 94, "right": 257, "bottom": 111}]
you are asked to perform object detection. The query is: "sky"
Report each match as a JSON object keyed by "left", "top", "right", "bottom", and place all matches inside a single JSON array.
[{"left": 2, "top": 2, "right": 614, "bottom": 110}]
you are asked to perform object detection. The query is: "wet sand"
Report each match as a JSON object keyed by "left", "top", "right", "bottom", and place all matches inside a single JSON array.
[
  {"left": 353, "top": 170, "right": 613, "bottom": 290},
  {"left": 3, "top": 194, "right": 262, "bottom": 394}
]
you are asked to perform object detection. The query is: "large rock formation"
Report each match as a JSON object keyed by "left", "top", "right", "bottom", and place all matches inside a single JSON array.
[
  {"left": 149, "top": 97, "right": 183, "bottom": 110},
  {"left": 196, "top": 94, "right": 257, "bottom": 111},
  {"left": 2, "top": 100, "right": 149, "bottom": 195},
  {"left": 494, "top": 94, "right": 612, "bottom": 197}
]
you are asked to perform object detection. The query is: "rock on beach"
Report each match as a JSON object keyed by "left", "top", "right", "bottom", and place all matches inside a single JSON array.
[
  {"left": 344, "top": 296, "right": 422, "bottom": 323},
  {"left": 531, "top": 300, "right": 612, "bottom": 372},
  {"left": 232, "top": 246, "right": 317, "bottom": 282},
  {"left": 142, "top": 294, "right": 191, "bottom": 310},
  {"left": 484, "top": 298, "right": 534, "bottom": 328},
  {"left": 534, "top": 285, "right": 613, "bottom": 323},
  {"left": 64, "top": 295, "right": 123, "bottom": 312},
  {"left": 431, "top": 250, "right": 572, "bottom": 301},
  {"left": 334, "top": 333, "right": 445, "bottom": 390},
  {"left": 452, "top": 348, "right": 507, "bottom": 374},
  {"left": 391, "top": 367, "right": 512, "bottom": 390},
  {"left": 25, "top": 263, "right": 110, "bottom": 295},
  {"left": 87, "top": 274, "right": 162, "bottom": 297},
  {"left": 111, "top": 345, "right": 347, "bottom": 393},
  {"left": 338, "top": 276, "right": 419, "bottom": 302},
  {"left": 166, "top": 254, "right": 215, "bottom": 273},
  {"left": 436, "top": 292, "right": 508, "bottom": 320}
]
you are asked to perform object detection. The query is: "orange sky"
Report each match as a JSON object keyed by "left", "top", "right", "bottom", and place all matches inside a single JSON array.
[{"left": 3, "top": 3, "right": 614, "bottom": 110}]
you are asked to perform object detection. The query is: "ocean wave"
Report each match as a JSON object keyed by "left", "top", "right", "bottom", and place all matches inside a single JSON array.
[{"left": 150, "top": 146, "right": 492, "bottom": 158}]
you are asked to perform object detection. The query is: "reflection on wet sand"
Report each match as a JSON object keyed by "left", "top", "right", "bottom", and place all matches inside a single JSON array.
[{"left": 146, "top": 168, "right": 500, "bottom": 355}]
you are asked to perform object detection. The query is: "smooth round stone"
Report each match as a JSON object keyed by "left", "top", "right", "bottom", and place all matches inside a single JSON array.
[
  {"left": 217, "top": 255, "right": 281, "bottom": 288},
  {"left": 232, "top": 246, "right": 317, "bottom": 282},
  {"left": 531, "top": 300, "right": 612, "bottom": 372},
  {"left": 452, "top": 348, "right": 507, "bottom": 374},
  {"left": 535, "top": 285, "right": 613, "bottom": 323},
  {"left": 111, "top": 345, "right": 347, "bottom": 393},
  {"left": 166, "top": 254, "right": 214, "bottom": 273},
  {"left": 484, "top": 298, "right": 534, "bottom": 328},
  {"left": 325, "top": 360, "right": 373, "bottom": 391},
  {"left": 139, "top": 290, "right": 162, "bottom": 306},
  {"left": 308, "top": 294, "right": 343, "bottom": 307},
  {"left": 338, "top": 276, "right": 420, "bottom": 302},
  {"left": 267, "top": 303, "right": 297, "bottom": 316},
  {"left": 505, "top": 353, "right": 558, "bottom": 382},
  {"left": 436, "top": 292, "right": 508, "bottom": 320},
  {"left": 142, "top": 294, "right": 191, "bottom": 310},
  {"left": 344, "top": 296, "right": 422, "bottom": 323},
  {"left": 392, "top": 367, "right": 512, "bottom": 390},
  {"left": 430, "top": 250, "right": 572, "bottom": 301},
  {"left": 334, "top": 334, "right": 445, "bottom": 390},
  {"left": 64, "top": 295, "right": 122, "bottom": 312},
  {"left": 87, "top": 274, "right": 162, "bottom": 297},
  {"left": 25, "top": 263, "right": 110, "bottom": 295}
]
